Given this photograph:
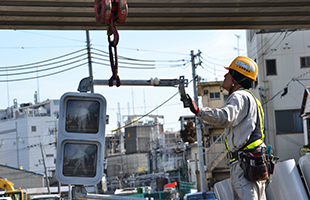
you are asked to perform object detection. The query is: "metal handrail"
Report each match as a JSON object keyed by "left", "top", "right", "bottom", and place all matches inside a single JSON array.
[{"left": 205, "top": 132, "right": 228, "bottom": 170}]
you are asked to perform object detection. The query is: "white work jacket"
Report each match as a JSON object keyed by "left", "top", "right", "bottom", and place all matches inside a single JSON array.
[{"left": 197, "top": 88, "right": 259, "bottom": 153}]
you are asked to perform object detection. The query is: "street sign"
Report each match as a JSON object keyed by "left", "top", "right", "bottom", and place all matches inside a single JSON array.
[{"left": 56, "top": 92, "right": 107, "bottom": 185}]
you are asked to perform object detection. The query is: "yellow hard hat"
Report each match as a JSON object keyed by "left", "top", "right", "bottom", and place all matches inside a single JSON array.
[{"left": 224, "top": 56, "right": 258, "bottom": 81}]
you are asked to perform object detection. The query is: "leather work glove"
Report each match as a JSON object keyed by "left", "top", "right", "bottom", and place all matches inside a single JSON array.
[{"left": 186, "top": 94, "right": 199, "bottom": 116}]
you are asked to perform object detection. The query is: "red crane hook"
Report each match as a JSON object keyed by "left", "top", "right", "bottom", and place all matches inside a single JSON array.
[{"left": 94, "top": 0, "right": 128, "bottom": 87}]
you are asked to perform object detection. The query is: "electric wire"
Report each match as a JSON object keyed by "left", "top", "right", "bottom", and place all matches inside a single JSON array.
[
  {"left": 0, "top": 48, "right": 87, "bottom": 69},
  {"left": 0, "top": 62, "right": 87, "bottom": 82},
  {"left": 256, "top": 30, "right": 296, "bottom": 67},
  {"left": 201, "top": 57, "right": 227, "bottom": 67},
  {"left": 252, "top": 30, "right": 297, "bottom": 105},
  {"left": 0, "top": 45, "right": 86, "bottom": 49},
  {"left": 200, "top": 64, "right": 216, "bottom": 75},
  {"left": 93, "top": 44, "right": 189, "bottom": 56},
  {"left": 111, "top": 92, "right": 179, "bottom": 132},
  {"left": 262, "top": 79, "right": 293, "bottom": 106},
  {"left": 92, "top": 61, "right": 156, "bottom": 69},
  {"left": 18, "top": 30, "right": 86, "bottom": 44},
  {"left": 111, "top": 79, "right": 193, "bottom": 133},
  {"left": 108, "top": 102, "right": 182, "bottom": 111},
  {"left": 264, "top": 127, "right": 303, "bottom": 147},
  {"left": 0, "top": 53, "right": 88, "bottom": 72},
  {"left": 201, "top": 53, "right": 235, "bottom": 62},
  {"left": 92, "top": 47, "right": 188, "bottom": 69},
  {"left": 0, "top": 140, "right": 55, "bottom": 160},
  {"left": 263, "top": 68, "right": 310, "bottom": 106},
  {"left": 16, "top": 30, "right": 189, "bottom": 56},
  {"left": 260, "top": 35, "right": 301, "bottom": 105},
  {"left": 92, "top": 47, "right": 187, "bottom": 63},
  {"left": 197, "top": 31, "right": 288, "bottom": 79},
  {"left": 0, "top": 58, "right": 87, "bottom": 76},
  {"left": 91, "top": 53, "right": 155, "bottom": 66},
  {"left": 247, "top": 31, "right": 279, "bottom": 58},
  {"left": 0, "top": 45, "right": 187, "bottom": 82}
]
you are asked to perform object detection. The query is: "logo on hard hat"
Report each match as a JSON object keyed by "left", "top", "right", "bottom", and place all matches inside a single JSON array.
[{"left": 235, "top": 61, "right": 255, "bottom": 73}]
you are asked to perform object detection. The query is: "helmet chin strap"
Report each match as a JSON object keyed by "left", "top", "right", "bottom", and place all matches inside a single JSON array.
[
  {"left": 229, "top": 70, "right": 236, "bottom": 95},
  {"left": 229, "top": 69, "right": 248, "bottom": 95},
  {"left": 229, "top": 81, "right": 235, "bottom": 95}
]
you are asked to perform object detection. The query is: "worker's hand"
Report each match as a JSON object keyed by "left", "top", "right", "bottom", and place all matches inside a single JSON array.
[{"left": 187, "top": 94, "right": 199, "bottom": 115}]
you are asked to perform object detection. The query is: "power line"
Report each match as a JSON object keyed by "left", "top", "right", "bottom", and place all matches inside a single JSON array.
[
  {"left": 91, "top": 54, "right": 155, "bottom": 66},
  {"left": 262, "top": 68, "right": 310, "bottom": 106},
  {"left": 247, "top": 31, "right": 279, "bottom": 57},
  {"left": 256, "top": 31, "right": 300, "bottom": 105},
  {"left": 111, "top": 91, "right": 179, "bottom": 132},
  {"left": 201, "top": 53, "right": 235, "bottom": 62},
  {"left": 0, "top": 48, "right": 87, "bottom": 69},
  {"left": 16, "top": 30, "right": 190, "bottom": 56},
  {"left": 92, "top": 44, "right": 189, "bottom": 56},
  {"left": 0, "top": 53, "right": 87, "bottom": 72},
  {"left": 17, "top": 30, "right": 86, "bottom": 44},
  {"left": 108, "top": 102, "right": 182, "bottom": 111},
  {"left": 0, "top": 62, "right": 87, "bottom": 82},
  {"left": 201, "top": 56, "right": 229, "bottom": 66},
  {"left": 92, "top": 47, "right": 187, "bottom": 63},
  {"left": 0, "top": 45, "right": 86, "bottom": 50},
  {"left": 92, "top": 61, "right": 156, "bottom": 69},
  {"left": 200, "top": 64, "right": 216, "bottom": 75},
  {"left": 0, "top": 44, "right": 188, "bottom": 82},
  {"left": 111, "top": 79, "right": 193, "bottom": 133},
  {"left": 0, "top": 58, "right": 87, "bottom": 76}
]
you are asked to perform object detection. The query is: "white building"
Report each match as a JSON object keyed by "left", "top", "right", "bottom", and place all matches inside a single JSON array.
[
  {"left": 0, "top": 98, "right": 59, "bottom": 176},
  {"left": 247, "top": 29, "right": 310, "bottom": 162}
]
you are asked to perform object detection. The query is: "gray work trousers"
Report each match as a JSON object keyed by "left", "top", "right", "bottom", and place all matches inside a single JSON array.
[{"left": 230, "top": 162, "right": 266, "bottom": 200}]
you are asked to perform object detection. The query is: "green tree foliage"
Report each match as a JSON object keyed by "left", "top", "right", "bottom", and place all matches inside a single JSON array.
[{"left": 180, "top": 120, "right": 196, "bottom": 144}]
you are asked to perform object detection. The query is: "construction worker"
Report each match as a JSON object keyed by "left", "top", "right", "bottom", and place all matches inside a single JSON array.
[{"left": 185, "top": 56, "right": 267, "bottom": 200}]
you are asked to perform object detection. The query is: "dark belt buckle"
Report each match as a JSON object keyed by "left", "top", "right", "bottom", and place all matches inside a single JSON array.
[{"left": 238, "top": 151, "right": 244, "bottom": 160}]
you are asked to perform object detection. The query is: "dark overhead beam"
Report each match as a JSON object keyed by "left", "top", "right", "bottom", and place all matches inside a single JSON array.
[{"left": 1, "top": 0, "right": 310, "bottom": 30}]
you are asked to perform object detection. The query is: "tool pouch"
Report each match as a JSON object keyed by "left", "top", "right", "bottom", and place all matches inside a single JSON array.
[
  {"left": 241, "top": 153, "right": 269, "bottom": 182},
  {"left": 266, "top": 154, "right": 278, "bottom": 175}
]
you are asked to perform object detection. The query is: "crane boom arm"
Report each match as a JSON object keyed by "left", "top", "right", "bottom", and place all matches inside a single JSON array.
[{"left": 0, "top": 178, "right": 15, "bottom": 191}]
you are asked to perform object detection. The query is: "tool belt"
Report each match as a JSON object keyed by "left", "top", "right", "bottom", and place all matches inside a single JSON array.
[{"left": 229, "top": 147, "right": 277, "bottom": 182}]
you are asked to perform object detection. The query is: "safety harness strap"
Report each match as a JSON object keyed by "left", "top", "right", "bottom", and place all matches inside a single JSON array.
[{"left": 226, "top": 89, "right": 265, "bottom": 163}]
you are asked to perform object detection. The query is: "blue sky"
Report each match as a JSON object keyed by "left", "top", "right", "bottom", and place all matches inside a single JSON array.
[{"left": 0, "top": 29, "right": 247, "bottom": 133}]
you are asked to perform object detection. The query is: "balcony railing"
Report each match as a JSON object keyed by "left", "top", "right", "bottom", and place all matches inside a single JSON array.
[{"left": 205, "top": 132, "right": 229, "bottom": 171}]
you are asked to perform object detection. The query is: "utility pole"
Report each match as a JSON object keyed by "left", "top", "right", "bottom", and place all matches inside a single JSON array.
[
  {"left": 15, "top": 122, "right": 19, "bottom": 168},
  {"left": 86, "top": 30, "right": 94, "bottom": 93},
  {"left": 191, "top": 50, "right": 207, "bottom": 193},
  {"left": 40, "top": 143, "right": 51, "bottom": 194}
]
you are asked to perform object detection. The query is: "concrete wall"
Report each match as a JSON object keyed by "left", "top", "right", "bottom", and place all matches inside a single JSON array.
[
  {"left": 106, "top": 153, "right": 149, "bottom": 177},
  {"left": 198, "top": 81, "right": 228, "bottom": 109},
  {"left": 0, "top": 117, "right": 57, "bottom": 175},
  {"left": 0, "top": 164, "right": 44, "bottom": 189},
  {"left": 247, "top": 29, "right": 310, "bottom": 162}
]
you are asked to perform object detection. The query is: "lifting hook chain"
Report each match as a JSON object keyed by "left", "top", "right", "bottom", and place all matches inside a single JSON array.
[{"left": 94, "top": 0, "right": 128, "bottom": 87}]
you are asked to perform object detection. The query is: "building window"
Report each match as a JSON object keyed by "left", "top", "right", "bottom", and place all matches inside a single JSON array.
[
  {"left": 46, "top": 154, "right": 54, "bottom": 157},
  {"left": 300, "top": 56, "right": 310, "bottom": 68},
  {"left": 266, "top": 59, "right": 277, "bottom": 75},
  {"left": 275, "top": 110, "right": 303, "bottom": 134},
  {"left": 213, "top": 135, "right": 220, "bottom": 142},
  {"left": 53, "top": 100, "right": 60, "bottom": 105},
  {"left": 31, "top": 126, "right": 36, "bottom": 132},
  {"left": 210, "top": 92, "right": 220, "bottom": 100},
  {"left": 203, "top": 90, "right": 208, "bottom": 95},
  {"left": 48, "top": 127, "right": 57, "bottom": 135}
]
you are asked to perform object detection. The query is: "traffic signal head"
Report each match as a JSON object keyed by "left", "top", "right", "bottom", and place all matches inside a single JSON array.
[{"left": 56, "top": 92, "right": 107, "bottom": 185}]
